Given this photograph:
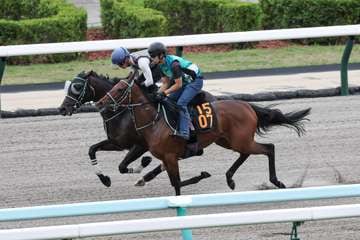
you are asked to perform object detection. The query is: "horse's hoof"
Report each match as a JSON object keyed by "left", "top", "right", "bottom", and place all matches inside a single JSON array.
[
  {"left": 135, "top": 178, "right": 145, "bottom": 187},
  {"left": 227, "top": 179, "right": 235, "bottom": 190},
  {"left": 196, "top": 149, "right": 204, "bottom": 156},
  {"left": 141, "top": 156, "right": 152, "bottom": 168},
  {"left": 277, "top": 181, "right": 286, "bottom": 188},
  {"left": 201, "top": 171, "right": 211, "bottom": 178},
  {"left": 98, "top": 174, "right": 111, "bottom": 187}
]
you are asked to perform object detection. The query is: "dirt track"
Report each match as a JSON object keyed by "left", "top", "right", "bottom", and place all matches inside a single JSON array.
[{"left": 1, "top": 96, "right": 360, "bottom": 239}]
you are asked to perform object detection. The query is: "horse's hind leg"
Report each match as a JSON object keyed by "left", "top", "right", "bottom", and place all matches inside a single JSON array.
[
  {"left": 118, "top": 145, "right": 151, "bottom": 174},
  {"left": 180, "top": 172, "right": 211, "bottom": 187},
  {"left": 136, "top": 162, "right": 211, "bottom": 187},
  {"left": 134, "top": 164, "right": 165, "bottom": 187},
  {"left": 226, "top": 153, "right": 250, "bottom": 190},
  {"left": 263, "top": 143, "right": 286, "bottom": 188},
  {"left": 252, "top": 143, "right": 286, "bottom": 188},
  {"left": 229, "top": 141, "right": 286, "bottom": 189}
]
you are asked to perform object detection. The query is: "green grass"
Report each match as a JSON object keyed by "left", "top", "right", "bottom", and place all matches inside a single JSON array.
[{"left": 2, "top": 44, "right": 359, "bottom": 86}]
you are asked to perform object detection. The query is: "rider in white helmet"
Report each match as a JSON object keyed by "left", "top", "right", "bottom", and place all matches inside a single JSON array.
[{"left": 111, "top": 47, "right": 160, "bottom": 91}]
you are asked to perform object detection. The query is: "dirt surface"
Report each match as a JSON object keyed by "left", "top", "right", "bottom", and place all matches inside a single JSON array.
[{"left": 1, "top": 96, "right": 360, "bottom": 239}]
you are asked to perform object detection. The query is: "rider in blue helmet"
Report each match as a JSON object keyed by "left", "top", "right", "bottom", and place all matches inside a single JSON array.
[
  {"left": 111, "top": 47, "right": 160, "bottom": 91},
  {"left": 111, "top": 47, "right": 130, "bottom": 66}
]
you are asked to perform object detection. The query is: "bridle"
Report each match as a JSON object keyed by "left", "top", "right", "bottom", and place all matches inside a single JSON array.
[
  {"left": 65, "top": 76, "right": 95, "bottom": 108},
  {"left": 103, "top": 78, "right": 161, "bottom": 131}
]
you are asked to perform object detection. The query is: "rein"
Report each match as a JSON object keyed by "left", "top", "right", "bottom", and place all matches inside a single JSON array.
[{"left": 105, "top": 79, "right": 161, "bottom": 132}]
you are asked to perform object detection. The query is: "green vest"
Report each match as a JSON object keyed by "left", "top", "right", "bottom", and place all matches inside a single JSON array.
[{"left": 160, "top": 55, "right": 201, "bottom": 85}]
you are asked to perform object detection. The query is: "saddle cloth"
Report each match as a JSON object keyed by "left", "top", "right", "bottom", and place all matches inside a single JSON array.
[{"left": 161, "top": 91, "right": 216, "bottom": 134}]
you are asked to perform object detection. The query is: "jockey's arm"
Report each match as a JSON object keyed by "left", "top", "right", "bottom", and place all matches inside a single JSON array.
[
  {"left": 159, "top": 76, "right": 170, "bottom": 93},
  {"left": 138, "top": 57, "right": 154, "bottom": 87},
  {"left": 164, "top": 78, "right": 182, "bottom": 96},
  {"left": 163, "top": 61, "right": 182, "bottom": 96}
]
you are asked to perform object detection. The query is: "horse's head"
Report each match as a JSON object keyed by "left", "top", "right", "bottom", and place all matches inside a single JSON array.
[
  {"left": 95, "top": 75, "right": 135, "bottom": 111},
  {"left": 58, "top": 71, "right": 97, "bottom": 116}
]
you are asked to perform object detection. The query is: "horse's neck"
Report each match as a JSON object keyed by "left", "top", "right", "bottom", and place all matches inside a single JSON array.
[
  {"left": 91, "top": 77, "right": 114, "bottom": 102},
  {"left": 131, "top": 85, "right": 168, "bottom": 139},
  {"left": 101, "top": 108, "right": 134, "bottom": 138}
]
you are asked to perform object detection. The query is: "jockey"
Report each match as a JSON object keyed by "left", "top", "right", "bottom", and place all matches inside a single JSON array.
[
  {"left": 148, "top": 42, "right": 204, "bottom": 140},
  {"left": 111, "top": 47, "right": 160, "bottom": 92}
]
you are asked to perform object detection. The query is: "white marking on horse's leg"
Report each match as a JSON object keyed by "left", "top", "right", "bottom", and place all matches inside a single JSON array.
[
  {"left": 132, "top": 165, "right": 144, "bottom": 174},
  {"left": 91, "top": 158, "right": 104, "bottom": 176}
]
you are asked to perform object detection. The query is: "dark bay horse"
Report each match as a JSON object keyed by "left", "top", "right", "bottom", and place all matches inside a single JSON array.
[
  {"left": 59, "top": 71, "right": 151, "bottom": 187},
  {"left": 96, "top": 77, "right": 311, "bottom": 195},
  {"left": 59, "top": 71, "right": 215, "bottom": 187}
]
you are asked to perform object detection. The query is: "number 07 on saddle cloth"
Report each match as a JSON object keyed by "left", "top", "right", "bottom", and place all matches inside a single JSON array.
[{"left": 190, "top": 102, "right": 216, "bottom": 132}]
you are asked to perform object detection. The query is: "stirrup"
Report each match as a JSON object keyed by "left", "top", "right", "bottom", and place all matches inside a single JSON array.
[{"left": 171, "top": 131, "right": 190, "bottom": 140}]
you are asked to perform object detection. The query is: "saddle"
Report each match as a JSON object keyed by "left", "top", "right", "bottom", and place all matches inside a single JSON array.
[{"left": 161, "top": 91, "right": 216, "bottom": 141}]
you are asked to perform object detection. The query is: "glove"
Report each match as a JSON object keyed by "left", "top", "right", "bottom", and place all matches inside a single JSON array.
[{"left": 155, "top": 92, "right": 166, "bottom": 102}]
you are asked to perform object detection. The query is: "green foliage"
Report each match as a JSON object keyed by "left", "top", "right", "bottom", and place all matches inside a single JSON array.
[
  {"left": 218, "top": 2, "right": 262, "bottom": 32},
  {"left": 259, "top": 0, "right": 360, "bottom": 44},
  {"left": 0, "top": 0, "right": 58, "bottom": 20},
  {"left": 99, "top": 0, "right": 115, "bottom": 37},
  {"left": 100, "top": 0, "right": 168, "bottom": 39},
  {"left": 144, "top": 0, "right": 261, "bottom": 35},
  {"left": 0, "top": 0, "right": 87, "bottom": 63},
  {"left": 260, "top": 0, "right": 360, "bottom": 29}
]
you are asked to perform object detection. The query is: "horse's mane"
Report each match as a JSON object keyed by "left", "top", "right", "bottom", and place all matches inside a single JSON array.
[{"left": 77, "top": 70, "right": 119, "bottom": 85}]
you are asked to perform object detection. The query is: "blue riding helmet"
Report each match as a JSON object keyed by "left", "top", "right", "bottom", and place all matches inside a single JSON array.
[{"left": 111, "top": 47, "right": 130, "bottom": 65}]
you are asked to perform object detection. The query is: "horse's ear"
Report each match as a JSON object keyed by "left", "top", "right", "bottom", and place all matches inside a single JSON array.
[
  {"left": 78, "top": 70, "right": 86, "bottom": 78},
  {"left": 89, "top": 70, "right": 99, "bottom": 78}
]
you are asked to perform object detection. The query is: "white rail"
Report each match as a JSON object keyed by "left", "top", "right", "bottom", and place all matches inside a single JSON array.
[
  {"left": 1, "top": 184, "right": 360, "bottom": 239},
  {"left": 1, "top": 204, "right": 360, "bottom": 240},
  {"left": 0, "top": 25, "right": 359, "bottom": 57}
]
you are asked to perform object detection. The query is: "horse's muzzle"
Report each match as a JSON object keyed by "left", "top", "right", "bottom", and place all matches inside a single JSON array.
[{"left": 58, "top": 106, "right": 75, "bottom": 116}]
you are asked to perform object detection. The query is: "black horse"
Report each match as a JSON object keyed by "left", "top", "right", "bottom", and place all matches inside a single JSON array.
[{"left": 59, "top": 71, "right": 216, "bottom": 187}]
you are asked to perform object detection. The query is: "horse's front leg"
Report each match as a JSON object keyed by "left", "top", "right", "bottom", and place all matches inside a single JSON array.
[
  {"left": 118, "top": 144, "right": 151, "bottom": 174},
  {"left": 89, "top": 139, "right": 123, "bottom": 187},
  {"left": 163, "top": 154, "right": 182, "bottom": 195}
]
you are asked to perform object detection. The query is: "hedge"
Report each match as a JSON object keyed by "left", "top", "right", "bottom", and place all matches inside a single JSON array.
[
  {"left": 100, "top": 0, "right": 168, "bottom": 39},
  {"left": 259, "top": 0, "right": 360, "bottom": 43},
  {"left": 0, "top": 0, "right": 87, "bottom": 63},
  {"left": 144, "top": 0, "right": 262, "bottom": 35},
  {"left": 0, "top": 0, "right": 58, "bottom": 20}
]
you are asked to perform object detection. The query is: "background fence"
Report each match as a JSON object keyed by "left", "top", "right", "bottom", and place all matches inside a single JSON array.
[{"left": 1, "top": 25, "right": 360, "bottom": 239}]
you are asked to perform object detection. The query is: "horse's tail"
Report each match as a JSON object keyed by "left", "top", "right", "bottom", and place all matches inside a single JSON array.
[{"left": 249, "top": 103, "right": 311, "bottom": 136}]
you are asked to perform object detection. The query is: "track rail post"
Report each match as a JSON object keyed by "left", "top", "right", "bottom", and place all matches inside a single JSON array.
[
  {"left": 290, "top": 221, "right": 304, "bottom": 240},
  {"left": 340, "top": 36, "right": 355, "bottom": 96},
  {"left": 0, "top": 57, "right": 7, "bottom": 118}
]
